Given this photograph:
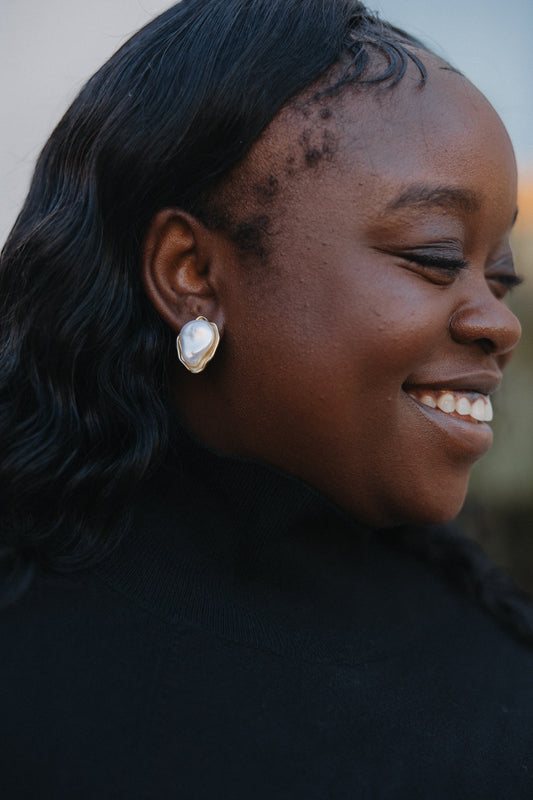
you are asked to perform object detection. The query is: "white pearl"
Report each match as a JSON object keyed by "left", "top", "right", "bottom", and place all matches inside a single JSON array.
[{"left": 177, "top": 317, "right": 219, "bottom": 373}]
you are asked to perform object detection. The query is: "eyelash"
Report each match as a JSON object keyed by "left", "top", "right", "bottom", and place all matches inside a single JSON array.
[
  {"left": 404, "top": 253, "right": 468, "bottom": 272},
  {"left": 489, "top": 274, "right": 523, "bottom": 291},
  {"left": 405, "top": 254, "right": 523, "bottom": 293}
]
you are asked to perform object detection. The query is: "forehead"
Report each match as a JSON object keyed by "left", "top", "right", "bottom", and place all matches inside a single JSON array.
[
  {"left": 341, "top": 62, "right": 514, "bottom": 174},
  {"left": 245, "top": 55, "right": 516, "bottom": 223}
]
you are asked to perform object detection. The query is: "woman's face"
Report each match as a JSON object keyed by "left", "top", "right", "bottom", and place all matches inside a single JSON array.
[{"left": 185, "top": 57, "right": 521, "bottom": 527}]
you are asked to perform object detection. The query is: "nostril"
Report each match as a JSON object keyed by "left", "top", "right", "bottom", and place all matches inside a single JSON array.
[{"left": 478, "top": 337, "right": 496, "bottom": 355}]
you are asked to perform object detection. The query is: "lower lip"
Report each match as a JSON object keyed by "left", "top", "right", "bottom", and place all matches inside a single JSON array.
[{"left": 405, "top": 392, "right": 493, "bottom": 460}]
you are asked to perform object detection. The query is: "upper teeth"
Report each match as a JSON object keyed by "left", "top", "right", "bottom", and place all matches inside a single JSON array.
[{"left": 408, "top": 390, "right": 493, "bottom": 422}]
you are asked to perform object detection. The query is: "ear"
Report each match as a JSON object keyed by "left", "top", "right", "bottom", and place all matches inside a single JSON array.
[{"left": 142, "top": 208, "right": 224, "bottom": 333}]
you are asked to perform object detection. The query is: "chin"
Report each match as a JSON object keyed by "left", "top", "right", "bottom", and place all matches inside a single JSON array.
[
  {"left": 403, "top": 490, "right": 469, "bottom": 527},
  {"left": 370, "top": 481, "right": 471, "bottom": 529}
]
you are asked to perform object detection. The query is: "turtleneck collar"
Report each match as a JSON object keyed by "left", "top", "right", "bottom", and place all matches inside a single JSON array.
[{"left": 96, "top": 419, "right": 459, "bottom": 661}]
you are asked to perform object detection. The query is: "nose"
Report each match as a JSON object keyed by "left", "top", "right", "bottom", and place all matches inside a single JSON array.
[{"left": 449, "top": 290, "right": 522, "bottom": 363}]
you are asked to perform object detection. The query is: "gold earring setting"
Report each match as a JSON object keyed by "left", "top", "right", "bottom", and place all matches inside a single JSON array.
[{"left": 176, "top": 316, "right": 220, "bottom": 373}]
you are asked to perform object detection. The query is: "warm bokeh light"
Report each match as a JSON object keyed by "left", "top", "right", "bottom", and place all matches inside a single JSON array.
[{"left": 517, "top": 173, "right": 533, "bottom": 234}]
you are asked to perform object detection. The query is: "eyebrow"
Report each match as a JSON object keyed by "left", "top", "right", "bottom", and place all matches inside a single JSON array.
[{"left": 385, "top": 184, "right": 481, "bottom": 215}]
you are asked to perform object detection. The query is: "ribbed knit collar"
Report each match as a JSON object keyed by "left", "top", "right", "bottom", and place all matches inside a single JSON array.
[{"left": 97, "top": 419, "right": 461, "bottom": 661}]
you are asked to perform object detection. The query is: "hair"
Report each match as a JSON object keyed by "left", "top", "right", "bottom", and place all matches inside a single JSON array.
[
  {"left": 1, "top": 0, "right": 532, "bottom": 643},
  {"left": 0, "top": 0, "right": 425, "bottom": 574}
]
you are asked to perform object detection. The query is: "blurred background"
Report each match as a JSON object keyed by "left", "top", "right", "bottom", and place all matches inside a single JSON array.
[{"left": 1, "top": 1, "right": 532, "bottom": 589}]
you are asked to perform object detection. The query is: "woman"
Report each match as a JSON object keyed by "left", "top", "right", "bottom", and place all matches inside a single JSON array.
[{"left": 1, "top": 1, "right": 532, "bottom": 797}]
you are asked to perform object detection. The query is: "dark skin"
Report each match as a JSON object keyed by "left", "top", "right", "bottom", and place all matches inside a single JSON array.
[{"left": 142, "top": 55, "right": 521, "bottom": 528}]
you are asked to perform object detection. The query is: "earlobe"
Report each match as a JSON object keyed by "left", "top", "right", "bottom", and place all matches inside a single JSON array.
[{"left": 142, "top": 208, "right": 222, "bottom": 333}]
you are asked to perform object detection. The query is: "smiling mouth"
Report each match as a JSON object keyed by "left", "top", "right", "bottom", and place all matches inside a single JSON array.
[{"left": 406, "top": 389, "right": 493, "bottom": 423}]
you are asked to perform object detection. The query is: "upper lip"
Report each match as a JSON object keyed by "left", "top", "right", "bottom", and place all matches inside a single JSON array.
[{"left": 403, "top": 372, "right": 503, "bottom": 396}]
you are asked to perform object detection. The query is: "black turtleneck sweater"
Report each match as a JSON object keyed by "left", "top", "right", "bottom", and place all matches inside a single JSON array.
[{"left": 1, "top": 425, "right": 533, "bottom": 799}]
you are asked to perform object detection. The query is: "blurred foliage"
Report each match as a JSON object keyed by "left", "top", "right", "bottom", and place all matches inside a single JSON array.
[{"left": 460, "top": 182, "right": 533, "bottom": 594}]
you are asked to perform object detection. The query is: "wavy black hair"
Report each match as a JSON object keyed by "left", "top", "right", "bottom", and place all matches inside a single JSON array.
[
  {"left": 2, "top": 0, "right": 532, "bottom": 642},
  {"left": 0, "top": 0, "right": 425, "bottom": 574}
]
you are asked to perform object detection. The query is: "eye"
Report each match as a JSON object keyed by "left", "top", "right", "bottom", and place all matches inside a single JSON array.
[
  {"left": 398, "top": 250, "right": 468, "bottom": 284},
  {"left": 485, "top": 254, "right": 523, "bottom": 299},
  {"left": 486, "top": 272, "right": 523, "bottom": 300}
]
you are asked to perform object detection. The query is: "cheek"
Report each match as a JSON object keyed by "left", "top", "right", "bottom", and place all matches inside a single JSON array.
[
  {"left": 328, "top": 281, "right": 445, "bottom": 388},
  {"left": 230, "top": 238, "right": 449, "bottom": 416},
  {"left": 222, "top": 260, "right": 469, "bottom": 527}
]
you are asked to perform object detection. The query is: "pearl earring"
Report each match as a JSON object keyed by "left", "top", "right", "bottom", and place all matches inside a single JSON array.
[{"left": 176, "top": 316, "right": 220, "bottom": 373}]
